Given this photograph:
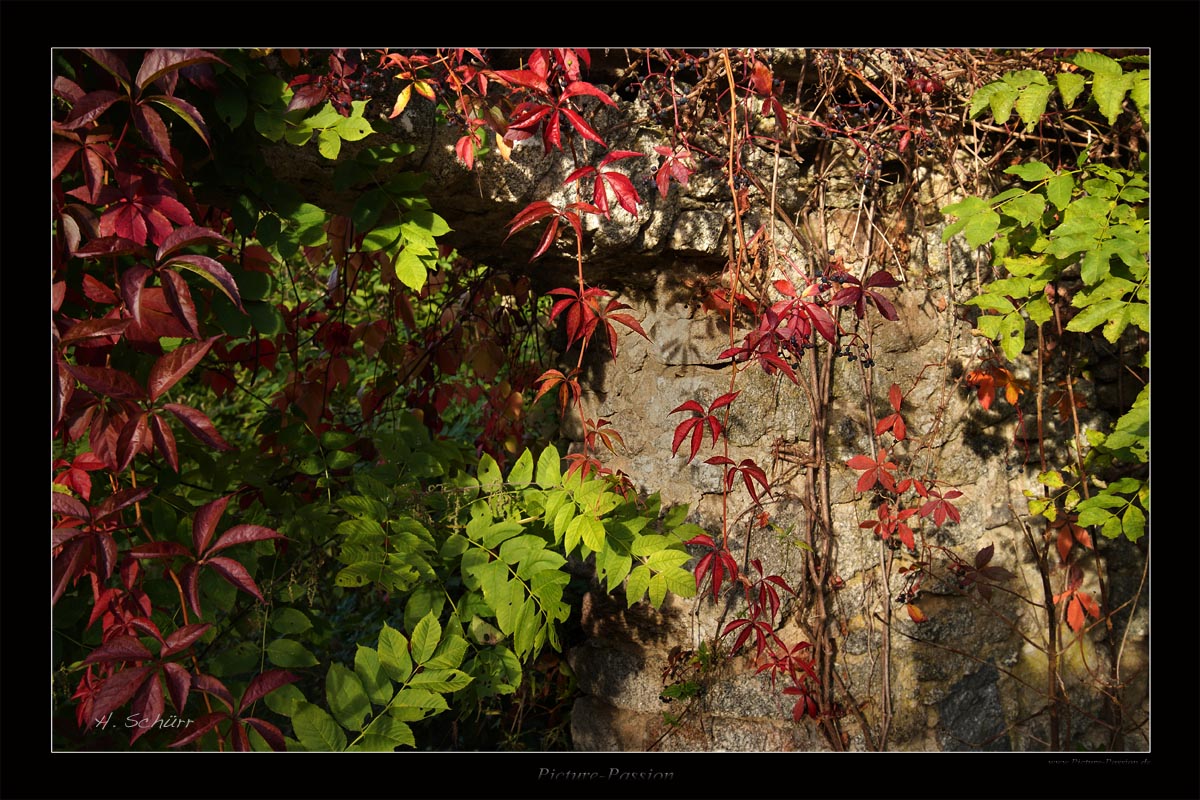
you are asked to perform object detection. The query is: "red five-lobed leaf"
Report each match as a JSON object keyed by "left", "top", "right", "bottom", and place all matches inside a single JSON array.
[
  {"left": 669, "top": 392, "right": 738, "bottom": 463},
  {"left": 846, "top": 449, "right": 899, "bottom": 493}
]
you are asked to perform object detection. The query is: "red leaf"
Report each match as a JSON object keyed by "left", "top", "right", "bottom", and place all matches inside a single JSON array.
[
  {"left": 160, "top": 269, "right": 201, "bottom": 338},
  {"left": 240, "top": 670, "right": 300, "bottom": 712},
  {"left": 89, "top": 666, "right": 155, "bottom": 728},
  {"left": 85, "top": 636, "right": 155, "bottom": 664},
  {"left": 169, "top": 711, "right": 227, "bottom": 747},
  {"left": 149, "top": 336, "right": 219, "bottom": 402},
  {"left": 128, "top": 541, "right": 190, "bottom": 560},
  {"left": 559, "top": 106, "right": 605, "bottom": 147},
  {"left": 181, "top": 563, "right": 202, "bottom": 619},
  {"left": 492, "top": 69, "right": 549, "bottom": 93},
  {"left": 148, "top": 94, "right": 213, "bottom": 149},
  {"left": 156, "top": 224, "right": 231, "bottom": 263},
  {"left": 599, "top": 150, "right": 642, "bottom": 167},
  {"left": 61, "top": 90, "right": 124, "bottom": 130},
  {"left": 162, "top": 661, "right": 193, "bottom": 712},
  {"left": 162, "top": 623, "right": 212, "bottom": 658},
  {"left": 132, "top": 103, "right": 173, "bottom": 163},
  {"left": 207, "top": 524, "right": 286, "bottom": 556},
  {"left": 149, "top": 413, "right": 180, "bottom": 472},
  {"left": 164, "top": 403, "right": 231, "bottom": 450},
  {"left": 711, "top": 391, "right": 740, "bottom": 411},
  {"left": 1066, "top": 596, "right": 1085, "bottom": 632},
  {"left": 193, "top": 674, "right": 236, "bottom": 712},
  {"left": 191, "top": 495, "right": 231, "bottom": 555},
  {"left": 561, "top": 81, "right": 616, "bottom": 106},
  {"left": 206, "top": 556, "right": 266, "bottom": 603},
  {"left": 116, "top": 411, "right": 150, "bottom": 472},
  {"left": 59, "top": 318, "right": 131, "bottom": 347},
  {"left": 601, "top": 172, "right": 641, "bottom": 217},
  {"left": 286, "top": 83, "right": 328, "bottom": 113},
  {"left": 135, "top": 49, "right": 225, "bottom": 92},
  {"left": 128, "top": 670, "right": 167, "bottom": 744},
  {"left": 94, "top": 485, "right": 154, "bottom": 521},
  {"left": 888, "top": 384, "right": 903, "bottom": 412},
  {"left": 65, "top": 363, "right": 145, "bottom": 400},
  {"left": 242, "top": 718, "right": 288, "bottom": 751},
  {"left": 531, "top": 214, "right": 561, "bottom": 261}
]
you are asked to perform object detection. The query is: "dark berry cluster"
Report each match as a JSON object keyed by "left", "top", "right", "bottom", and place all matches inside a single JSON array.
[
  {"left": 346, "top": 58, "right": 395, "bottom": 107},
  {"left": 836, "top": 342, "right": 874, "bottom": 367}
]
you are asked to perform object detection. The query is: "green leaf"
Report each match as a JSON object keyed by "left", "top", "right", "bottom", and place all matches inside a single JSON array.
[
  {"left": 648, "top": 573, "right": 668, "bottom": 608},
  {"left": 661, "top": 567, "right": 697, "bottom": 599},
  {"left": 354, "top": 645, "right": 394, "bottom": 706},
  {"left": 499, "top": 534, "right": 543, "bottom": 566},
  {"left": 361, "top": 221, "right": 402, "bottom": 253},
  {"left": 512, "top": 596, "right": 540, "bottom": 658},
  {"left": 409, "top": 668, "right": 473, "bottom": 693},
  {"left": 568, "top": 514, "right": 606, "bottom": 553},
  {"left": 1026, "top": 296, "right": 1053, "bottom": 326},
  {"left": 646, "top": 548, "right": 692, "bottom": 571},
  {"left": 316, "top": 127, "right": 340, "bottom": 158},
  {"left": 253, "top": 109, "right": 286, "bottom": 142},
  {"left": 625, "top": 564, "right": 652, "bottom": 606},
  {"left": 352, "top": 189, "right": 389, "bottom": 232},
  {"left": 1091, "top": 69, "right": 1133, "bottom": 126},
  {"left": 976, "top": 314, "right": 1003, "bottom": 340},
  {"left": 377, "top": 624, "right": 413, "bottom": 683},
  {"left": 468, "top": 616, "right": 506, "bottom": 647},
  {"left": 1122, "top": 503, "right": 1146, "bottom": 542},
  {"left": 410, "top": 612, "right": 442, "bottom": 664},
  {"left": 1072, "top": 51, "right": 1123, "bottom": 76},
  {"left": 507, "top": 448, "right": 534, "bottom": 486},
  {"left": 1046, "top": 174, "right": 1075, "bottom": 211},
  {"left": 1004, "top": 161, "right": 1055, "bottom": 182},
  {"left": 1000, "top": 312, "right": 1025, "bottom": 361},
  {"left": 478, "top": 452, "right": 503, "bottom": 490},
  {"left": 1038, "top": 470, "right": 1065, "bottom": 489},
  {"left": 1056, "top": 72, "right": 1087, "bottom": 108},
  {"left": 1066, "top": 298, "right": 1123, "bottom": 335},
  {"left": 482, "top": 521, "right": 523, "bottom": 549},
  {"left": 336, "top": 517, "right": 386, "bottom": 538},
  {"left": 267, "top": 638, "right": 319, "bottom": 668},
  {"left": 1128, "top": 70, "right": 1149, "bottom": 127},
  {"left": 426, "top": 635, "right": 470, "bottom": 670},
  {"left": 302, "top": 102, "right": 343, "bottom": 130},
  {"left": 337, "top": 495, "right": 387, "bottom": 522},
  {"left": 404, "top": 209, "right": 452, "bottom": 237},
  {"left": 596, "top": 545, "right": 633, "bottom": 592},
  {"left": 264, "top": 683, "right": 306, "bottom": 718},
  {"left": 355, "top": 717, "right": 414, "bottom": 751},
  {"left": 536, "top": 446, "right": 562, "bottom": 488},
  {"left": 336, "top": 114, "right": 375, "bottom": 142},
  {"left": 1101, "top": 305, "right": 1131, "bottom": 344},
  {"left": 391, "top": 687, "right": 449, "bottom": 713},
  {"left": 292, "top": 703, "right": 347, "bottom": 752},
  {"left": 963, "top": 210, "right": 1002, "bottom": 248},
  {"left": 394, "top": 247, "right": 429, "bottom": 292},
  {"left": 270, "top": 608, "right": 313, "bottom": 635},
  {"left": 214, "top": 86, "right": 247, "bottom": 129},
  {"left": 1015, "top": 83, "right": 1054, "bottom": 130},
  {"left": 326, "top": 663, "right": 370, "bottom": 732},
  {"left": 1001, "top": 193, "right": 1046, "bottom": 227}
]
